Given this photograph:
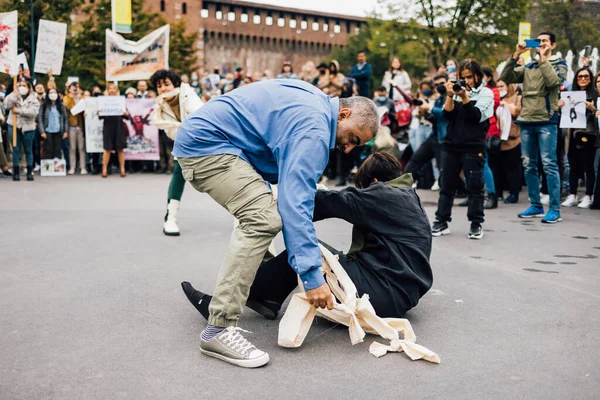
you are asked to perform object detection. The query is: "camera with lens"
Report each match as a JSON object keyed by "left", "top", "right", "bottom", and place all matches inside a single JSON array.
[
  {"left": 452, "top": 80, "right": 467, "bottom": 93},
  {"left": 413, "top": 99, "right": 424, "bottom": 106}
]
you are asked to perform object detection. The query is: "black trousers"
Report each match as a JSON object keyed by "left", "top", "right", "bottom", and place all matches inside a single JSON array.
[
  {"left": 488, "top": 144, "right": 522, "bottom": 197},
  {"left": 568, "top": 145, "right": 597, "bottom": 196},
  {"left": 42, "top": 133, "right": 63, "bottom": 160},
  {"left": 435, "top": 149, "right": 485, "bottom": 224},
  {"left": 248, "top": 242, "right": 411, "bottom": 318},
  {"left": 404, "top": 135, "right": 441, "bottom": 183}
]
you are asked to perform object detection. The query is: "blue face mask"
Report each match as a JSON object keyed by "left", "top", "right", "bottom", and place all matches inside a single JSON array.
[
  {"left": 422, "top": 90, "right": 433, "bottom": 97},
  {"left": 377, "top": 96, "right": 388, "bottom": 102},
  {"left": 447, "top": 65, "right": 456, "bottom": 73}
]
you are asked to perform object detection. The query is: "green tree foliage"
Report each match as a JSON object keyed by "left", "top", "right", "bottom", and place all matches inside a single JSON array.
[
  {"left": 1, "top": 0, "right": 198, "bottom": 89},
  {"left": 530, "top": 0, "right": 600, "bottom": 56}
]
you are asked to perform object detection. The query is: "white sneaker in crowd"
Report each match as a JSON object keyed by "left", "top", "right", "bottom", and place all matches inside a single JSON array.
[
  {"left": 33, "top": 164, "right": 40, "bottom": 172},
  {"left": 540, "top": 194, "right": 550, "bottom": 205},
  {"left": 80, "top": 169, "right": 88, "bottom": 175},
  {"left": 577, "top": 195, "right": 592, "bottom": 209},
  {"left": 431, "top": 180, "right": 440, "bottom": 191},
  {"left": 562, "top": 194, "right": 578, "bottom": 207},
  {"left": 68, "top": 169, "right": 75, "bottom": 175}
]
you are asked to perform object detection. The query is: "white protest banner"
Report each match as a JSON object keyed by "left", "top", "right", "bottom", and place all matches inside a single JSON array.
[
  {"left": 559, "top": 91, "right": 587, "bottom": 129},
  {"left": 124, "top": 98, "right": 159, "bottom": 161},
  {"left": 0, "top": 11, "right": 18, "bottom": 75},
  {"left": 106, "top": 25, "right": 169, "bottom": 81},
  {"left": 97, "top": 95, "right": 126, "bottom": 116},
  {"left": 67, "top": 76, "right": 79, "bottom": 85},
  {"left": 84, "top": 98, "right": 104, "bottom": 153},
  {"left": 70, "top": 99, "right": 85, "bottom": 116},
  {"left": 34, "top": 20, "right": 67, "bottom": 75}
]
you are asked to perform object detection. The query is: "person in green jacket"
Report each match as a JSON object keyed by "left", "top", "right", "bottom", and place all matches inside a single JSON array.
[{"left": 500, "top": 31, "right": 568, "bottom": 224}]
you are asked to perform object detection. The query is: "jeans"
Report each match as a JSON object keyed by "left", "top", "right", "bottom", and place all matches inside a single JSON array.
[
  {"left": 520, "top": 123, "right": 561, "bottom": 211},
  {"left": 436, "top": 149, "right": 485, "bottom": 224},
  {"left": 179, "top": 154, "right": 282, "bottom": 327},
  {"left": 483, "top": 151, "right": 496, "bottom": 195},
  {"left": 409, "top": 124, "right": 432, "bottom": 153},
  {"left": 8, "top": 126, "right": 35, "bottom": 167}
]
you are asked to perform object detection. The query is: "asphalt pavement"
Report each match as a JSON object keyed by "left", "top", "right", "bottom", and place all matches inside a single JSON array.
[{"left": 1, "top": 174, "right": 599, "bottom": 399}]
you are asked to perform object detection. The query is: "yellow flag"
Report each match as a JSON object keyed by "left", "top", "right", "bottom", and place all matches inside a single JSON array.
[
  {"left": 112, "top": 0, "right": 132, "bottom": 34},
  {"left": 518, "top": 22, "right": 531, "bottom": 62}
]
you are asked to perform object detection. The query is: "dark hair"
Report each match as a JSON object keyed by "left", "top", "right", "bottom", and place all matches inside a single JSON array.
[
  {"left": 281, "top": 63, "right": 293, "bottom": 73},
  {"left": 595, "top": 72, "right": 600, "bottom": 87},
  {"left": 458, "top": 59, "right": 484, "bottom": 88},
  {"left": 376, "top": 86, "right": 387, "bottom": 93},
  {"left": 43, "top": 88, "right": 64, "bottom": 108},
  {"left": 355, "top": 152, "right": 403, "bottom": 189},
  {"left": 357, "top": 50, "right": 366, "bottom": 55},
  {"left": 572, "top": 67, "right": 595, "bottom": 97},
  {"left": 481, "top": 67, "right": 496, "bottom": 88},
  {"left": 150, "top": 69, "right": 182, "bottom": 90},
  {"left": 538, "top": 31, "right": 557, "bottom": 44},
  {"left": 434, "top": 73, "right": 449, "bottom": 81},
  {"left": 419, "top": 79, "right": 433, "bottom": 90}
]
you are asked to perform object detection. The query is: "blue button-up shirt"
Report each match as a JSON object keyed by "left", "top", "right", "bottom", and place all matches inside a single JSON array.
[
  {"left": 173, "top": 79, "right": 339, "bottom": 290},
  {"left": 47, "top": 105, "right": 61, "bottom": 133}
]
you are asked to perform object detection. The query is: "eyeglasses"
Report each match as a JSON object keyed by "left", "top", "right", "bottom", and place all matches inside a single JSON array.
[{"left": 577, "top": 75, "right": 590, "bottom": 80}]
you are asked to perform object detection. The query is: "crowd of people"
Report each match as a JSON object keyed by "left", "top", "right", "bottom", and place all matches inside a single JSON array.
[{"left": 2, "top": 31, "right": 599, "bottom": 230}]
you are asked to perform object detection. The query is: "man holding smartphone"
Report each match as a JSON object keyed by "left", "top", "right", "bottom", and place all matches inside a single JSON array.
[{"left": 500, "top": 32, "right": 567, "bottom": 224}]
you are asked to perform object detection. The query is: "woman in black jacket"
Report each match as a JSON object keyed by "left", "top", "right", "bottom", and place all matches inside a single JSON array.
[
  {"left": 181, "top": 152, "right": 433, "bottom": 320},
  {"left": 37, "top": 88, "right": 69, "bottom": 160}
]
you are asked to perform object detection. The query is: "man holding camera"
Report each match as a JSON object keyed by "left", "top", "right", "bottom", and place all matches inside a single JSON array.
[
  {"left": 500, "top": 32, "right": 567, "bottom": 224},
  {"left": 431, "top": 60, "right": 494, "bottom": 240}
]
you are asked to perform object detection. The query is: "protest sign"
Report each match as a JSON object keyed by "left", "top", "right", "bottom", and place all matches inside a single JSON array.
[
  {"left": 83, "top": 98, "right": 104, "bottom": 153},
  {"left": 106, "top": 25, "right": 169, "bottom": 81},
  {"left": 0, "top": 11, "right": 18, "bottom": 75},
  {"left": 559, "top": 91, "right": 587, "bottom": 129},
  {"left": 97, "top": 95, "right": 127, "bottom": 116},
  {"left": 67, "top": 77, "right": 79, "bottom": 85},
  {"left": 41, "top": 158, "right": 67, "bottom": 176},
  {"left": 34, "top": 20, "right": 67, "bottom": 75},
  {"left": 124, "top": 98, "right": 159, "bottom": 161},
  {"left": 518, "top": 22, "right": 532, "bottom": 63}
]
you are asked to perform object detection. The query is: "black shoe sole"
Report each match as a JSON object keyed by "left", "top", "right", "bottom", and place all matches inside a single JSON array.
[
  {"left": 181, "top": 281, "right": 208, "bottom": 318},
  {"left": 246, "top": 299, "right": 279, "bottom": 320},
  {"left": 163, "top": 229, "right": 180, "bottom": 237}
]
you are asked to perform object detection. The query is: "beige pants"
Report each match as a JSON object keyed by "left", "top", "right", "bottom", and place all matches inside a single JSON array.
[
  {"left": 69, "top": 126, "right": 85, "bottom": 171},
  {"left": 178, "top": 154, "right": 282, "bottom": 327}
]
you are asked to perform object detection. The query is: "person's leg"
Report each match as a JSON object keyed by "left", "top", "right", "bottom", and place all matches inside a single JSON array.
[
  {"left": 404, "top": 134, "right": 435, "bottom": 181},
  {"left": 168, "top": 160, "right": 186, "bottom": 201},
  {"left": 435, "top": 149, "right": 459, "bottom": 223},
  {"left": 23, "top": 130, "right": 35, "bottom": 166},
  {"left": 537, "top": 124, "right": 561, "bottom": 212},
  {"left": 488, "top": 151, "right": 503, "bottom": 197},
  {"left": 33, "top": 130, "right": 41, "bottom": 168},
  {"left": 557, "top": 130, "right": 566, "bottom": 193},
  {"left": 62, "top": 136, "right": 71, "bottom": 171},
  {"left": 8, "top": 126, "right": 21, "bottom": 168},
  {"left": 583, "top": 147, "right": 597, "bottom": 196},
  {"left": 483, "top": 151, "right": 495, "bottom": 195},
  {"left": 53, "top": 134, "right": 63, "bottom": 160},
  {"left": 101, "top": 150, "right": 110, "bottom": 177},
  {"left": 77, "top": 128, "right": 87, "bottom": 173},
  {"left": 520, "top": 125, "right": 542, "bottom": 208},
  {"left": 179, "top": 155, "right": 282, "bottom": 328},
  {"left": 68, "top": 127, "right": 77, "bottom": 173},
  {"left": 505, "top": 145, "right": 523, "bottom": 198},
  {"left": 117, "top": 149, "right": 126, "bottom": 176},
  {"left": 164, "top": 160, "right": 186, "bottom": 236},
  {"left": 567, "top": 144, "right": 579, "bottom": 196},
  {"left": 464, "top": 152, "right": 485, "bottom": 224}
]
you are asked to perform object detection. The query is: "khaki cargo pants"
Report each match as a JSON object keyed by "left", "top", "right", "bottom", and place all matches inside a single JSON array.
[{"left": 178, "top": 154, "right": 282, "bottom": 327}]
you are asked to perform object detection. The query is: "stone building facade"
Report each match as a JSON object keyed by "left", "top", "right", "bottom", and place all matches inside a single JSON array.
[{"left": 143, "top": 0, "right": 366, "bottom": 74}]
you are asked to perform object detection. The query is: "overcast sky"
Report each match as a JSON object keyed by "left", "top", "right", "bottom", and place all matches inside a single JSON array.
[{"left": 244, "top": 0, "right": 382, "bottom": 18}]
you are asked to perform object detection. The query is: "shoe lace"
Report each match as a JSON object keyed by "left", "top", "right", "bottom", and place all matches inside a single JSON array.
[{"left": 221, "top": 327, "right": 256, "bottom": 355}]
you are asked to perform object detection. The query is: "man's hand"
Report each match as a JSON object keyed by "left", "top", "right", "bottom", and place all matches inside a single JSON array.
[
  {"left": 41, "top": 133, "right": 47, "bottom": 140},
  {"left": 12, "top": 106, "right": 18, "bottom": 115},
  {"left": 456, "top": 87, "right": 468, "bottom": 101},
  {"left": 444, "top": 81, "right": 455, "bottom": 97},
  {"left": 62, "top": 132, "right": 68, "bottom": 139},
  {"left": 585, "top": 101, "right": 595, "bottom": 111},
  {"left": 582, "top": 56, "right": 590, "bottom": 67},
  {"left": 514, "top": 42, "right": 528, "bottom": 59},
  {"left": 538, "top": 44, "right": 552, "bottom": 62},
  {"left": 305, "top": 283, "right": 334, "bottom": 310}
]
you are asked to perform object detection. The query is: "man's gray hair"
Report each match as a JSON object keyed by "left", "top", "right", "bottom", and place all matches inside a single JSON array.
[{"left": 339, "top": 96, "right": 380, "bottom": 138}]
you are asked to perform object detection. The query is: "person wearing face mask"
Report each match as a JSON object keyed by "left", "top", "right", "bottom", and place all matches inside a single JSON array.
[
  {"left": 3, "top": 78, "right": 41, "bottom": 181},
  {"left": 150, "top": 69, "right": 203, "bottom": 237},
  {"left": 431, "top": 59, "right": 494, "bottom": 240},
  {"left": 63, "top": 82, "right": 87, "bottom": 175},
  {"left": 439, "top": 59, "right": 459, "bottom": 81},
  {"left": 381, "top": 57, "right": 412, "bottom": 100},
  {"left": 38, "top": 88, "right": 69, "bottom": 161},
  {"left": 489, "top": 80, "right": 522, "bottom": 204},
  {"left": 323, "top": 60, "right": 345, "bottom": 97},
  {"left": 190, "top": 73, "right": 201, "bottom": 95},
  {"left": 33, "top": 83, "right": 47, "bottom": 172},
  {"left": 313, "top": 62, "right": 330, "bottom": 92}
]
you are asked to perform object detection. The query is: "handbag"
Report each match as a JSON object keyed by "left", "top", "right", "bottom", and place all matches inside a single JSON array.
[
  {"left": 485, "top": 135, "right": 502, "bottom": 153},
  {"left": 393, "top": 85, "right": 414, "bottom": 128},
  {"left": 574, "top": 131, "right": 597, "bottom": 148}
]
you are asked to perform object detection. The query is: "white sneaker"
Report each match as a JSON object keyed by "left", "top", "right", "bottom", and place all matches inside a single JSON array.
[
  {"left": 80, "top": 169, "right": 88, "bottom": 175},
  {"left": 578, "top": 195, "right": 592, "bottom": 209},
  {"left": 540, "top": 194, "right": 550, "bottom": 205},
  {"left": 33, "top": 164, "right": 40, "bottom": 172},
  {"left": 431, "top": 180, "right": 440, "bottom": 191},
  {"left": 163, "top": 199, "right": 181, "bottom": 236},
  {"left": 68, "top": 169, "right": 75, "bottom": 175},
  {"left": 562, "top": 194, "right": 578, "bottom": 207}
]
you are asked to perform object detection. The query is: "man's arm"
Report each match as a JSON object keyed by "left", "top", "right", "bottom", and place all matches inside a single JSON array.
[
  {"left": 275, "top": 132, "right": 330, "bottom": 291},
  {"left": 349, "top": 64, "right": 372, "bottom": 81},
  {"left": 539, "top": 59, "right": 566, "bottom": 88},
  {"left": 313, "top": 188, "right": 364, "bottom": 226},
  {"left": 499, "top": 56, "right": 524, "bottom": 84}
]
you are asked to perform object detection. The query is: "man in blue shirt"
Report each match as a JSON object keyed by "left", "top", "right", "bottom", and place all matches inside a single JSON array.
[
  {"left": 348, "top": 50, "right": 373, "bottom": 98},
  {"left": 174, "top": 79, "right": 379, "bottom": 368}
]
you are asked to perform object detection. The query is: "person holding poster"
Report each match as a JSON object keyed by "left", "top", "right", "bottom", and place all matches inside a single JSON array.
[
  {"left": 150, "top": 69, "right": 203, "bottom": 236},
  {"left": 100, "top": 83, "right": 129, "bottom": 178},
  {"left": 63, "top": 82, "right": 87, "bottom": 175},
  {"left": 561, "top": 67, "right": 599, "bottom": 209},
  {"left": 37, "top": 87, "right": 69, "bottom": 160},
  {"left": 3, "top": 78, "right": 40, "bottom": 181}
]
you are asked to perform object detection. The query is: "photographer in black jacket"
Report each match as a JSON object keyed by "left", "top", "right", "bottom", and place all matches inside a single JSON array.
[{"left": 431, "top": 59, "right": 494, "bottom": 240}]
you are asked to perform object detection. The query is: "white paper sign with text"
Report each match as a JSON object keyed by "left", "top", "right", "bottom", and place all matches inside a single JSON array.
[{"left": 34, "top": 20, "right": 67, "bottom": 75}]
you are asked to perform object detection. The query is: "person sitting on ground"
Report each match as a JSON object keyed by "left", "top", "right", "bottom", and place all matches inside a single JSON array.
[{"left": 181, "top": 152, "right": 433, "bottom": 324}]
